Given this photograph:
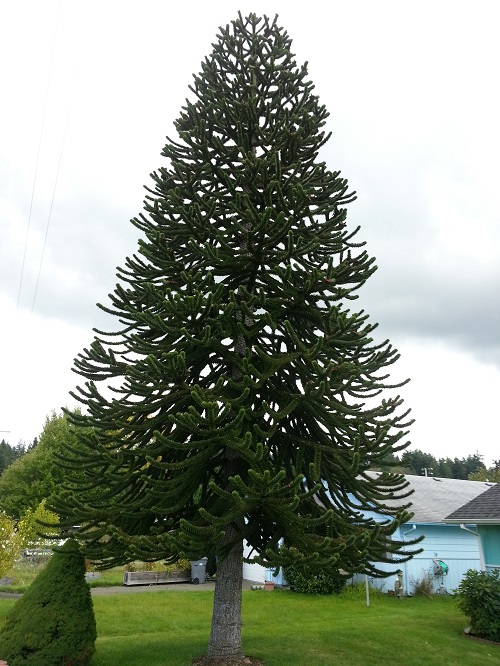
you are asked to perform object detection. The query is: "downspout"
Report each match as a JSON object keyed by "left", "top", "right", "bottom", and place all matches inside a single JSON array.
[
  {"left": 460, "top": 523, "right": 485, "bottom": 572},
  {"left": 402, "top": 524, "right": 417, "bottom": 595}
]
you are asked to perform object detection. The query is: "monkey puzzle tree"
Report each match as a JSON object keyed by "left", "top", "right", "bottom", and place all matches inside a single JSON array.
[{"left": 51, "top": 13, "right": 419, "bottom": 664}]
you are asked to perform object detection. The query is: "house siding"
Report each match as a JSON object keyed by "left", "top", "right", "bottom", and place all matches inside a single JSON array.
[
  {"left": 242, "top": 542, "right": 265, "bottom": 582},
  {"left": 358, "top": 524, "right": 480, "bottom": 594},
  {"left": 242, "top": 559, "right": 266, "bottom": 582},
  {"left": 244, "top": 524, "right": 482, "bottom": 592},
  {"left": 241, "top": 476, "right": 490, "bottom": 590},
  {"left": 242, "top": 541, "right": 287, "bottom": 584},
  {"left": 478, "top": 525, "right": 500, "bottom": 572},
  {"left": 398, "top": 524, "right": 480, "bottom": 594}
]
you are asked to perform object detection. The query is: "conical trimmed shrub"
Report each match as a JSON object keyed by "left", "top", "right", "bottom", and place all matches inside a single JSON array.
[{"left": 0, "top": 539, "right": 96, "bottom": 665}]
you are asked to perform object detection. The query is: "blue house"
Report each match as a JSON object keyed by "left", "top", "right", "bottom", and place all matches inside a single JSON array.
[
  {"left": 243, "top": 474, "right": 494, "bottom": 593},
  {"left": 445, "top": 482, "right": 500, "bottom": 574},
  {"left": 359, "top": 474, "right": 494, "bottom": 595}
]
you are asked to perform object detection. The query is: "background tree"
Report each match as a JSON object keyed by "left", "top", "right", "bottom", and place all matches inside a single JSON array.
[
  {"left": 0, "top": 412, "right": 82, "bottom": 519},
  {"left": 398, "top": 449, "right": 486, "bottom": 480},
  {"left": 0, "top": 501, "right": 59, "bottom": 580},
  {"left": 0, "top": 439, "right": 26, "bottom": 476},
  {"left": 458, "top": 452, "right": 485, "bottom": 479},
  {"left": 400, "top": 449, "right": 437, "bottom": 476},
  {"left": 16, "top": 500, "right": 60, "bottom": 551},
  {"left": 469, "top": 459, "right": 500, "bottom": 483},
  {"left": 52, "top": 13, "right": 419, "bottom": 664},
  {"left": 434, "top": 457, "right": 453, "bottom": 478},
  {"left": 0, "top": 510, "right": 19, "bottom": 578}
]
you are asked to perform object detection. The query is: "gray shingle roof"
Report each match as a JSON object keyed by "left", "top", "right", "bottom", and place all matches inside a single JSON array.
[
  {"left": 368, "top": 473, "right": 493, "bottom": 523},
  {"left": 444, "top": 483, "right": 500, "bottom": 524}
]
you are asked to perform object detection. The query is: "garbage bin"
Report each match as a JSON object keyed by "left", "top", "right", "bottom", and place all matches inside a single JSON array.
[{"left": 190, "top": 558, "right": 208, "bottom": 584}]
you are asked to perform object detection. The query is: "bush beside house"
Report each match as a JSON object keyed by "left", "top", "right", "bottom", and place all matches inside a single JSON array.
[
  {"left": 284, "top": 564, "right": 346, "bottom": 595},
  {"left": 456, "top": 569, "right": 500, "bottom": 642}
]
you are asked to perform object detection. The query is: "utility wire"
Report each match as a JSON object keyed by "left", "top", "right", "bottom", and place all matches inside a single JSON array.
[
  {"left": 31, "top": 90, "right": 73, "bottom": 316},
  {"left": 31, "top": 16, "right": 81, "bottom": 317},
  {"left": 16, "top": 1, "right": 60, "bottom": 310}
]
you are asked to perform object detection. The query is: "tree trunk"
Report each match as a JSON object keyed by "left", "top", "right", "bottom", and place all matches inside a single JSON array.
[{"left": 207, "top": 526, "right": 244, "bottom": 660}]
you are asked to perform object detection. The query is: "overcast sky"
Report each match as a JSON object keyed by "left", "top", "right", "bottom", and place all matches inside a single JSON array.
[{"left": 1, "top": 0, "right": 499, "bottom": 467}]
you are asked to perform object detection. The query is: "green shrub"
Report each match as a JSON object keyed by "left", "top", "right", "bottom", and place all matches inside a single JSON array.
[
  {"left": 283, "top": 564, "right": 346, "bottom": 595},
  {"left": 0, "top": 511, "right": 20, "bottom": 578},
  {"left": 125, "top": 558, "right": 191, "bottom": 573},
  {"left": 165, "top": 558, "right": 190, "bottom": 574},
  {"left": 0, "top": 539, "right": 96, "bottom": 665},
  {"left": 455, "top": 568, "right": 500, "bottom": 642}
]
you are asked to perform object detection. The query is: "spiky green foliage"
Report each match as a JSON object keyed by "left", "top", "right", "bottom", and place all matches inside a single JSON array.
[
  {"left": 51, "top": 13, "right": 419, "bottom": 579},
  {"left": 0, "top": 540, "right": 96, "bottom": 665}
]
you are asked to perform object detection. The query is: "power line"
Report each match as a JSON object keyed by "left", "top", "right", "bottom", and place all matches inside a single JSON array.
[
  {"left": 16, "top": 1, "right": 60, "bottom": 310},
  {"left": 31, "top": 88, "right": 73, "bottom": 316}
]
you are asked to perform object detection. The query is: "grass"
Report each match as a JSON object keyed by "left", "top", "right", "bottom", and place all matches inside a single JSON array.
[
  {"left": 84, "top": 569, "right": 126, "bottom": 588},
  {"left": 0, "top": 560, "right": 126, "bottom": 593},
  {"left": 1, "top": 587, "right": 498, "bottom": 665},
  {"left": 0, "top": 556, "right": 194, "bottom": 592},
  {"left": 0, "top": 558, "right": 49, "bottom": 592}
]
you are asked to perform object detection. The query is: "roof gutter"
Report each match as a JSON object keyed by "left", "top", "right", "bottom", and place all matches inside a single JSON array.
[
  {"left": 445, "top": 519, "right": 500, "bottom": 525},
  {"left": 459, "top": 523, "right": 485, "bottom": 571}
]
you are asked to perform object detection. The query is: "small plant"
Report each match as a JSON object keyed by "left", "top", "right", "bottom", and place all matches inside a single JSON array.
[
  {"left": 124, "top": 561, "right": 138, "bottom": 572},
  {"left": 125, "top": 559, "right": 191, "bottom": 574},
  {"left": 283, "top": 564, "right": 346, "bottom": 595},
  {"left": 341, "top": 579, "right": 386, "bottom": 599},
  {"left": 165, "top": 558, "right": 190, "bottom": 574},
  {"left": 412, "top": 572, "right": 434, "bottom": 597},
  {"left": 455, "top": 568, "right": 500, "bottom": 642}
]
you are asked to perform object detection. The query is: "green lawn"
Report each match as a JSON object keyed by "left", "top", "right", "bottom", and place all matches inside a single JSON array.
[
  {"left": 0, "top": 589, "right": 498, "bottom": 665},
  {"left": 0, "top": 561, "right": 125, "bottom": 593}
]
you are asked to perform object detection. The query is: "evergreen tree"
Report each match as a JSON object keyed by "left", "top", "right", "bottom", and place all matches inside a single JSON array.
[
  {"left": 0, "top": 439, "right": 13, "bottom": 475},
  {"left": 51, "top": 14, "right": 419, "bottom": 663},
  {"left": 0, "top": 439, "right": 25, "bottom": 476},
  {"left": 469, "top": 459, "right": 500, "bottom": 483},
  {"left": 435, "top": 457, "right": 454, "bottom": 478},
  {"left": 400, "top": 449, "right": 437, "bottom": 476}
]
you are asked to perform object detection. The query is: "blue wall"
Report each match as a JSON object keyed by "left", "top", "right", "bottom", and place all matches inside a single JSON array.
[
  {"left": 362, "top": 523, "right": 481, "bottom": 594},
  {"left": 478, "top": 525, "right": 500, "bottom": 573},
  {"left": 243, "top": 521, "right": 483, "bottom": 592}
]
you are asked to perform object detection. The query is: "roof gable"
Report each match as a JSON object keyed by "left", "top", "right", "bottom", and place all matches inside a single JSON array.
[
  {"left": 368, "top": 473, "right": 493, "bottom": 523},
  {"left": 445, "top": 483, "right": 500, "bottom": 524}
]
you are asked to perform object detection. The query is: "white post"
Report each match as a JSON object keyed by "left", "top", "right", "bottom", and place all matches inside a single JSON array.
[{"left": 365, "top": 574, "right": 370, "bottom": 608}]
